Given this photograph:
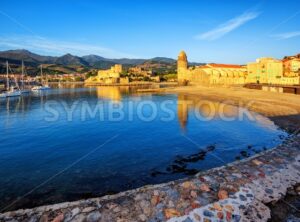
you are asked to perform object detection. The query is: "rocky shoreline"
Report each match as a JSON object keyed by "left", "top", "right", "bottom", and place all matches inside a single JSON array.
[
  {"left": 267, "top": 183, "right": 300, "bottom": 221},
  {"left": 0, "top": 132, "right": 299, "bottom": 222}
]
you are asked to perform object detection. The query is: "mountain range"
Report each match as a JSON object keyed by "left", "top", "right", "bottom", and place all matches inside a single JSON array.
[
  {"left": 0, "top": 49, "right": 178, "bottom": 66},
  {"left": 0, "top": 49, "right": 204, "bottom": 75}
]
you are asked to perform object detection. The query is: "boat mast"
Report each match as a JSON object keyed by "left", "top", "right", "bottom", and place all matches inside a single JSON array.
[
  {"left": 40, "top": 64, "right": 43, "bottom": 85},
  {"left": 45, "top": 67, "right": 48, "bottom": 86},
  {"left": 6, "top": 61, "right": 9, "bottom": 90},
  {"left": 22, "top": 60, "right": 24, "bottom": 90}
]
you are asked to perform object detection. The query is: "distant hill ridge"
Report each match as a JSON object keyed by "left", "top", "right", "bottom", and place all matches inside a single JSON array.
[
  {"left": 0, "top": 49, "right": 206, "bottom": 75},
  {"left": 0, "top": 49, "right": 203, "bottom": 68}
]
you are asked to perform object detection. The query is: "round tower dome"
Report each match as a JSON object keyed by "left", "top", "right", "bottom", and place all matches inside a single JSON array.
[
  {"left": 178, "top": 50, "right": 187, "bottom": 60},
  {"left": 177, "top": 50, "right": 188, "bottom": 73}
]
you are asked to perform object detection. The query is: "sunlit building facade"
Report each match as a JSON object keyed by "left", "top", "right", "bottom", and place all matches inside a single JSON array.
[
  {"left": 178, "top": 51, "right": 300, "bottom": 86},
  {"left": 247, "top": 57, "right": 299, "bottom": 85},
  {"left": 85, "top": 64, "right": 129, "bottom": 85},
  {"left": 177, "top": 51, "right": 247, "bottom": 85},
  {"left": 283, "top": 57, "right": 300, "bottom": 77}
]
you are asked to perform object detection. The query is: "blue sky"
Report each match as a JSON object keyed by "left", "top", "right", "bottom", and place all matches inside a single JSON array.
[{"left": 0, "top": 0, "right": 300, "bottom": 64}]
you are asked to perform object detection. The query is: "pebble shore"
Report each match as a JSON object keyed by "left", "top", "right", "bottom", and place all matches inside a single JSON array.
[{"left": 0, "top": 133, "right": 299, "bottom": 222}]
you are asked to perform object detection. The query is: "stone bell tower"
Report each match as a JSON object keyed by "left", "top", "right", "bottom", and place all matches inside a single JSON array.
[{"left": 177, "top": 50, "right": 188, "bottom": 83}]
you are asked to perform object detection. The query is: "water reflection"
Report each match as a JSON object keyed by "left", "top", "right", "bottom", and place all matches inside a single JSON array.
[
  {"left": 0, "top": 87, "right": 134, "bottom": 115},
  {"left": 177, "top": 94, "right": 241, "bottom": 131},
  {"left": 0, "top": 88, "right": 280, "bottom": 133},
  {"left": 0, "top": 96, "right": 30, "bottom": 116},
  {"left": 177, "top": 95, "right": 189, "bottom": 131},
  {"left": 176, "top": 93, "right": 280, "bottom": 132},
  {"left": 0, "top": 87, "right": 286, "bottom": 212},
  {"left": 50, "top": 82, "right": 85, "bottom": 89},
  {"left": 95, "top": 86, "right": 132, "bottom": 102}
]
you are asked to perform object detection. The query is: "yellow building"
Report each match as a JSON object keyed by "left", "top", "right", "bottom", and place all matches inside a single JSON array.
[
  {"left": 177, "top": 51, "right": 188, "bottom": 78},
  {"left": 200, "top": 64, "right": 247, "bottom": 85},
  {"left": 85, "top": 64, "right": 129, "bottom": 85},
  {"left": 247, "top": 57, "right": 299, "bottom": 85},
  {"left": 98, "top": 64, "right": 122, "bottom": 79},
  {"left": 177, "top": 51, "right": 247, "bottom": 85},
  {"left": 128, "top": 67, "right": 152, "bottom": 77},
  {"left": 283, "top": 57, "right": 300, "bottom": 77},
  {"left": 247, "top": 58, "right": 283, "bottom": 84},
  {"left": 178, "top": 50, "right": 300, "bottom": 86}
]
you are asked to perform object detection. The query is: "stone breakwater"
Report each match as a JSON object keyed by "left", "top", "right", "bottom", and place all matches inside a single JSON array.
[{"left": 1, "top": 135, "right": 300, "bottom": 222}]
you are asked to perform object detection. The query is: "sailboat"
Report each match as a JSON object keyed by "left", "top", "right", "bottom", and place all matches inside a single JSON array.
[
  {"left": 0, "top": 74, "right": 6, "bottom": 98},
  {"left": 32, "top": 64, "right": 51, "bottom": 91},
  {"left": 0, "top": 61, "right": 21, "bottom": 98},
  {"left": 20, "top": 60, "right": 30, "bottom": 94},
  {"left": 0, "top": 86, "right": 6, "bottom": 98}
]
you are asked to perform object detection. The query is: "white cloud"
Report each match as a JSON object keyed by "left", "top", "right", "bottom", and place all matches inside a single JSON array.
[
  {"left": 0, "top": 35, "right": 137, "bottom": 58},
  {"left": 271, "top": 31, "right": 300, "bottom": 40},
  {"left": 195, "top": 11, "right": 260, "bottom": 41}
]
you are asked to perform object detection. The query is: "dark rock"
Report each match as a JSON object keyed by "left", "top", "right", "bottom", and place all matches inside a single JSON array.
[
  {"left": 235, "top": 156, "right": 241, "bottom": 160},
  {"left": 239, "top": 194, "right": 247, "bottom": 201},
  {"left": 265, "top": 188, "right": 274, "bottom": 194},
  {"left": 203, "top": 210, "right": 214, "bottom": 217},
  {"left": 240, "top": 151, "right": 250, "bottom": 158},
  {"left": 232, "top": 214, "right": 241, "bottom": 222},
  {"left": 239, "top": 205, "right": 246, "bottom": 210},
  {"left": 206, "top": 145, "right": 215, "bottom": 152}
]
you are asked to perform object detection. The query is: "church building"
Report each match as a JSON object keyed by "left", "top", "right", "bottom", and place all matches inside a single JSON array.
[{"left": 177, "top": 51, "right": 247, "bottom": 85}]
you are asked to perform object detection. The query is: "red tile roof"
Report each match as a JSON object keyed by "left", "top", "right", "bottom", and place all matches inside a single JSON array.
[{"left": 206, "top": 64, "right": 243, "bottom": 68}]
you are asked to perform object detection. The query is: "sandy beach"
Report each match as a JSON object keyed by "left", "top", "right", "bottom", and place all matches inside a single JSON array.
[{"left": 166, "top": 85, "right": 300, "bottom": 133}]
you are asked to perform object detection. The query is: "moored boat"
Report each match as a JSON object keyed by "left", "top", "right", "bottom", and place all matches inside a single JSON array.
[
  {"left": 31, "top": 65, "right": 51, "bottom": 91},
  {"left": 6, "top": 87, "right": 22, "bottom": 97},
  {"left": 20, "top": 60, "right": 31, "bottom": 94},
  {"left": 1, "top": 61, "right": 21, "bottom": 98},
  {"left": 31, "top": 85, "right": 51, "bottom": 91}
]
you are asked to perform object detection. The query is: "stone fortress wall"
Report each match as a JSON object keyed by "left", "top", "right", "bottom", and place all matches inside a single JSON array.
[
  {"left": 85, "top": 64, "right": 129, "bottom": 85},
  {"left": 178, "top": 51, "right": 300, "bottom": 86}
]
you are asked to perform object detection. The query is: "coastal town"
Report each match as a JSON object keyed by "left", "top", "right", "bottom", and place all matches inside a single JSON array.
[
  {"left": 2, "top": 50, "right": 299, "bottom": 92},
  {"left": 0, "top": 49, "right": 299, "bottom": 222},
  {"left": 84, "top": 50, "right": 300, "bottom": 93},
  {"left": 0, "top": 1, "right": 300, "bottom": 222}
]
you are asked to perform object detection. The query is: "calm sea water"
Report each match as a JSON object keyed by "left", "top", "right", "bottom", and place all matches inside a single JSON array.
[{"left": 0, "top": 86, "right": 287, "bottom": 211}]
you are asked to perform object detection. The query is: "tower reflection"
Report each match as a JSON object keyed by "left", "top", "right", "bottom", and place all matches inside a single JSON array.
[{"left": 177, "top": 93, "right": 240, "bottom": 131}]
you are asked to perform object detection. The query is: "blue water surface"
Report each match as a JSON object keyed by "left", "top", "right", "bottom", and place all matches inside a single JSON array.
[{"left": 0, "top": 86, "right": 286, "bottom": 211}]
